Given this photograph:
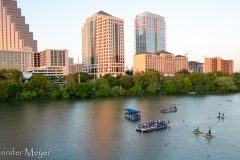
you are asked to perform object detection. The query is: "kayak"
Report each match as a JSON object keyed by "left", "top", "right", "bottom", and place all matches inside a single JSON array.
[
  {"left": 191, "top": 131, "right": 203, "bottom": 134},
  {"left": 203, "top": 134, "right": 216, "bottom": 138},
  {"left": 216, "top": 116, "right": 225, "bottom": 119}
]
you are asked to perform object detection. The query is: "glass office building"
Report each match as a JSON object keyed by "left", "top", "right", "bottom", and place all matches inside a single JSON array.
[{"left": 135, "top": 12, "right": 166, "bottom": 53}]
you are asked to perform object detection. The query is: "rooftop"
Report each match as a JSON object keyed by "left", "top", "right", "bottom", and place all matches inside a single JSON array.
[{"left": 96, "top": 10, "right": 113, "bottom": 17}]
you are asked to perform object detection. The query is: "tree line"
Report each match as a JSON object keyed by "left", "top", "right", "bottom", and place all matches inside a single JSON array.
[{"left": 0, "top": 68, "right": 240, "bottom": 101}]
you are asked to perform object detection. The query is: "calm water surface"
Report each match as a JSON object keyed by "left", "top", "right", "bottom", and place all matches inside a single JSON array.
[{"left": 0, "top": 94, "right": 240, "bottom": 160}]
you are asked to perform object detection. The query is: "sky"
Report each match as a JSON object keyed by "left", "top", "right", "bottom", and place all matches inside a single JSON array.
[{"left": 18, "top": 0, "right": 240, "bottom": 72}]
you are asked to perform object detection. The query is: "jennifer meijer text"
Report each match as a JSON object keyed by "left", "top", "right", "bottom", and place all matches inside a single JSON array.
[{"left": 0, "top": 148, "right": 51, "bottom": 158}]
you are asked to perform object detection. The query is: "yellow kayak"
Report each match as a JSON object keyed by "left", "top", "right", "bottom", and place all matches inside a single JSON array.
[
  {"left": 191, "top": 131, "right": 203, "bottom": 134},
  {"left": 203, "top": 134, "right": 216, "bottom": 138},
  {"left": 217, "top": 116, "right": 225, "bottom": 119}
]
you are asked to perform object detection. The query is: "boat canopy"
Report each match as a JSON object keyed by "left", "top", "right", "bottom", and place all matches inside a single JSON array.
[{"left": 124, "top": 108, "right": 141, "bottom": 113}]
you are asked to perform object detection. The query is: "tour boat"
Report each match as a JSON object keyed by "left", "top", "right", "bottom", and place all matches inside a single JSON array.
[
  {"left": 160, "top": 104, "right": 177, "bottom": 113},
  {"left": 124, "top": 108, "right": 141, "bottom": 120},
  {"left": 135, "top": 120, "right": 170, "bottom": 132}
]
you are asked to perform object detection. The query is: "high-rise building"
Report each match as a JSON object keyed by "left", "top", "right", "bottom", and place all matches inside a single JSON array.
[
  {"left": 0, "top": 0, "right": 37, "bottom": 51},
  {"left": 82, "top": 11, "right": 125, "bottom": 77},
  {"left": 205, "top": 57, "right": 233, "bottom": 74},
  {"left": 135, "top": 12, "right": 166, "bottom": 54}
]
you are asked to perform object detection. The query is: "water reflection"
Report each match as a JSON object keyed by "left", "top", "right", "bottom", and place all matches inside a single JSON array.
[{"left": 0, "top": 94, "right": 240, "bottom": 159}]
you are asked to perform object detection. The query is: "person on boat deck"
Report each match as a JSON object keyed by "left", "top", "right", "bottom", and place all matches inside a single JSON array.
[
  {"left": 208, "top": 127, "right": 211, "bottom": 136},
  {"left": 195, "top": 126, "right": 199, "bottom": 132}
]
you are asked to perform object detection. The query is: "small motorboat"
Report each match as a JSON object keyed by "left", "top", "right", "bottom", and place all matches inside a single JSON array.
[{"left": 160, "top": 104, "right": 177, "bottom": 113}]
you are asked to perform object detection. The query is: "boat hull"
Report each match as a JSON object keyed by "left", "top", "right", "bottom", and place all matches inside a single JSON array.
[
  {"left": 136, "top": 125, "right": 168, "bottom": 132},
  {"left": 160, "top": 109, "right": 177, "bottom": 113},
  {"left": 124, "top": 115, "right": 141, "bottom": 120},
  {"left": 191, "top": 131, "right": 203, "bottom": 134},
  {"left": 203, "top": 134, "right": 216, "bottom": 138}
]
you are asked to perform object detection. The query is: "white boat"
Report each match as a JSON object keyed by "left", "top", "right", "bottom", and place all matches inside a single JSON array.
[
  {"left": 160, "top": 104, "right": 177, "bottom": 113},
  {"left": 135, "top": 120, "right": 170, "bottom": 132}
]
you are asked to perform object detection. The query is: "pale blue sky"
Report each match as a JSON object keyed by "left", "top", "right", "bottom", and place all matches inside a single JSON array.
[{"left": 18, "top": 0, "right": 240, "bottom": 72}]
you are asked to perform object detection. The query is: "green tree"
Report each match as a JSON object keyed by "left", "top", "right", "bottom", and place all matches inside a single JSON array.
[
  {"left": 60, "top": 87, "right": 70, "bottom": 99},
  {"left": 23, "top": 74, "right": 50, "bottom": 98},
  {"left": 22, "top": 91, "right": 37, "bottom": 100},
  {"left": 0, "top": 69, "right": 23, "bottom": 83},
  {"left": 144, "top": 69, "right": 160, "bottom": 94},
  {"left": 129, "top": 72, "right": 144, "bottom": 95},
  {"left": 95, "top": 78, "right": 111, "bottom": 97},
  {"left": 75, "top": 83, "right": 92, "bottom": 98},
  {"left": 163, "top": 80, "right": 177, "bottom": 93},
  {"left": 120, "top": 75, "right": 133, "bottom": 90},
  {"left": 0, "top": 82, "right": 8, "bottom": 101},
  {"left": 214, "top": 77, "right": 238, "bottom": 92},
  {"left": 189, "top": 72, "right": 207, "bottom": 92},
  {"left": 111, "top": 86, "right": 125, "bottom": 96},
  {"left": 173, "top": 73, "right": 185, "bottom": 92},
  {"left": 66, "top": 74, "right": 76, "bottom": 84},
  {"left": 182, "top": 77, "right": 193, "bottom": 93},
  {"left": 7, "top": 83, "right": 23, "bottom": 99}
]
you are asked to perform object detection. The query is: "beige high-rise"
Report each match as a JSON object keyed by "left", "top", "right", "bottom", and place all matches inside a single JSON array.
[
  {"left": 0, "top": 0, "right": 37, "bottom": 51},
  {"left": 82, "top": 11, "right": 125, "bottom": 77}
]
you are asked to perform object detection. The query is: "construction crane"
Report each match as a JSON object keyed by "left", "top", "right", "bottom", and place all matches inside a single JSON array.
[{"left": 184, "top": 51, "right": 191, "bottom": 57}]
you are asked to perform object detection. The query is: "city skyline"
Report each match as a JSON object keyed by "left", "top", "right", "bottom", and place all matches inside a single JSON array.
[{"left": 17, "top": 0, "right": 240, "bottom": 72}]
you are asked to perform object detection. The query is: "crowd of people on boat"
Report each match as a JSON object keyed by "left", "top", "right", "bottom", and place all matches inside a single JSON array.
[
  {"left": 161, "top": 105, "right": 177, "bottom": 111},
  {"left": 137, "top": 120, "right": 170, "bottom": 129},
  {"left": 125, "top": 112, "right": 141, "bottom": 117}
]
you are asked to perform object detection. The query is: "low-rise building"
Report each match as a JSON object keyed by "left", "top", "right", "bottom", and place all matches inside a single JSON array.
[
  {"left": 0, "top": 48, "right": 69, "bottom": 76},
  {"left": 69, "top": 64, "right": 82, "bottom": 74},
  {"left": 205, "top": 57, "right": 233, "bottom": 74},
  {"left": 133, "top": 50, "right": 188, "bottom": 74}
]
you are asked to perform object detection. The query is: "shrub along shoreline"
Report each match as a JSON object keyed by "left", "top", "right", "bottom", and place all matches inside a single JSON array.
[{"left": 0, "top": 68, "right": 240, "bottom": 102}]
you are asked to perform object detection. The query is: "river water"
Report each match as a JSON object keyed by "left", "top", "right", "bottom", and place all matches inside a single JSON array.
[{"left": 0, "top": 94, "right": 240, "bottom": 160}]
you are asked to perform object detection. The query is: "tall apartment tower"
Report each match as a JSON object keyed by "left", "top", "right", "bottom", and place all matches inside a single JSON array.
[
  {"left": 82, "top": 11, "right": 125, "bottom": 77},
  {"left": 0, "top": 0, "right": 37, "bottom": 51},
  {"left": 135, "top": 12, "right": 166, "bottom": 53}
]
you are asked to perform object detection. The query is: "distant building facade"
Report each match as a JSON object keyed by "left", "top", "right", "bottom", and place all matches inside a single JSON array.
[
  {"left": 135, "top": 12, "right": 166, "bottom": 53},
  {"left": 133, "top": 50, "right": 188, "bottom": 74},
  {"left": 0, "top": 0, "right": 37, "bottom": 51},
  {"left": 188, "top": 61, "right": 204, "bottom": 73},
  {"left": 68, "top": 57, "right": 74, "bottom": 64},
  {"left": 0, "top": 48, "right": 69, "bottom": 76},
  {"left": 82, "top": 11, "right": 125, "bottom": 77},
  {"left": 205, "top": 57, "right": 233, "bottom": 74},
  {"left": 69, "top": 63, "right": 82, "bottom": 74}
]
